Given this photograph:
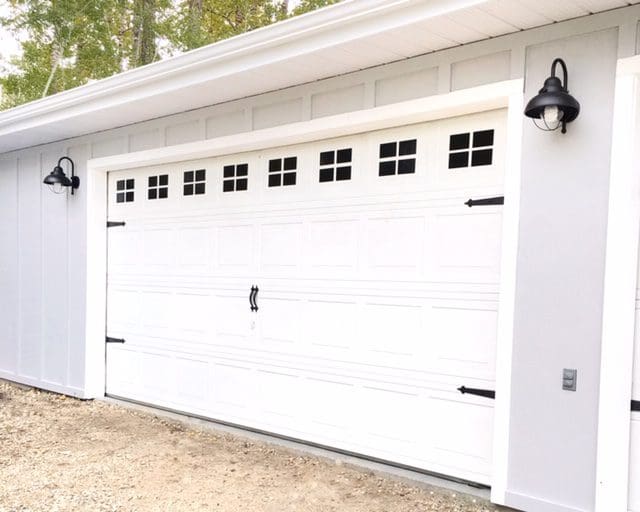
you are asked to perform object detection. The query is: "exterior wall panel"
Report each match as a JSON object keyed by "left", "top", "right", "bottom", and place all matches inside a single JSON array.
[{"left": 506, "top": 27, "right": 619, "bottom": 512}]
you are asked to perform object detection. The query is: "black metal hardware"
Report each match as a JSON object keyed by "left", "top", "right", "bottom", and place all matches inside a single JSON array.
[
  {"left": 465, "top": 196, "right": 504, "bottom": 208},
  {"left": 105, "top": 336, "right": 126, "bottom": 344},
  {"left": 252, "top": 286, "right": 259, "bottom": 312},
  {"left": 633, "top": 400, "right": 640, "bottom": 412},
  {"left": 250, "top": 286, "right": 258, "bottom": 312},
  {"left": 107, "top": 221, "right": 126, "bottom": 228},
  {"left": 458, "top": 386, "right": 495, "bottom": 399}
]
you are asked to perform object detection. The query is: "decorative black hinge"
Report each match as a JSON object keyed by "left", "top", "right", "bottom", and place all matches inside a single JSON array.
[
  {"left": 632, "top": 400, "right": 640, "bottom": 412},
  {"left": 458, "top": 386, "right": 495, "bottom": 399},
  {"left": 107, "top": 221, "right": 126, "bottom": 228},
  {"left": 105, "top": 336, "right": 126, "bottom": 344},
  {"left": 465, "top": 196, "right": 504, "bottom": 208}
]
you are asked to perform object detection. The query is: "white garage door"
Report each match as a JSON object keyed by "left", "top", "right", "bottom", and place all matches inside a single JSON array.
[{"left": 106, "top": 110, "right": 506, "bottom": 485}]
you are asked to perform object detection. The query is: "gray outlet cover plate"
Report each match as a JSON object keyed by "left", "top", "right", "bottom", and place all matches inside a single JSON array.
[{"left": 563, "top": 368, "right": 577, "bottom": 391}]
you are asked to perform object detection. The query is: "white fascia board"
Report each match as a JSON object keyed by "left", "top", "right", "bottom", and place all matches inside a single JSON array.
[{"left": 0, "top": 0, "right": 485, "bottom": 150}]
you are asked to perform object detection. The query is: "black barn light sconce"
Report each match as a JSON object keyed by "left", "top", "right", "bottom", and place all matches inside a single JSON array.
[
  {"left": 524, "top": 58, "right": 580, "bottom": 134},
  {"left": 43, "top": 156, "right": 80, "bottom": 195}
]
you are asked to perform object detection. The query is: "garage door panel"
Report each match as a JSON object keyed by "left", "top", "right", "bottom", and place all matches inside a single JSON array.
[
  {"left": 176, "top": 226, "right": 215, "bottom": 273},
  {"left": 305, "top": 299, "right": 358, "bottom": 351},
  {"left": 360, "top": 302, "right": 425, "bottom": 357},
  {"left": 431, "top": 398, "right": 494, "bottom": 472},
  {"left": 175, "top": 357, "right": 210, "bottom": 408},
  {"left": 107, "top": 112, "right": 506, "bottom": 484},
  {"left": 259, "top": 222, "right": 303, "bottom": 274},
  {"left": 432, "top": 305, "right": 498, "bottom": 379},
  {"left": 365, "top": 216, "right": 426, "bottom": 273},
  {"left": 107, "top": 288, "right": 142, "bottom": 331},
  {"left": 219, "top": 224, "right": 256, "bottom": 271},
  {"left": 307, "top": 219, "right": 359, "bottom": 271},
  {"left": 260, "top": 296, "right": 302, "bottom": 345},
  {"left": 433, "top": 211, "right": 503, "bottom": 277}
]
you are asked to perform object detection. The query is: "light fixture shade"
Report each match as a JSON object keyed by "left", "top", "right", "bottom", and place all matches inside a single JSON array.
[
  {"left": 42, "top": 157, "right": 79, "bottom": 194},
  {"left": 524, "top": 76, "right": 580, "bottom": 123},
  {"left": 524, "top": 58, "right": 580, "bottom": 133},
  {"left": 43, "top": 165, "right": 73, "bottom": 187}
]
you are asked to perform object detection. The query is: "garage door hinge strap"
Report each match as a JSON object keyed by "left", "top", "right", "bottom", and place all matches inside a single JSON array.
[
  {"left": 105, "top": 336, "right": 126, "bottom": 344},
  {"left": 107, "top": 221, "right": 126, "bottom": 228},
  {"left": 464, "top": 196, "right": 504, "bottom": 208},
  {"left": 457, "top": 386, "right": 495, "bottom": 399},
  {"left": 633, "top": 400, "right": 640, "bottom": 412}
]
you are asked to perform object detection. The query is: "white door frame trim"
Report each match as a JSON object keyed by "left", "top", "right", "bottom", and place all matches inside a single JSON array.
[
  {"left": 595, "top": 54, "right": 640, "bottom": 512},
  {"left": 83, "top": 78, "right": 524, "bottom": 496}
]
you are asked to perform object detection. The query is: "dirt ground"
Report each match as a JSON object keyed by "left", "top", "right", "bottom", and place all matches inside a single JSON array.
[{"left": 0, "top": 380, "right": 505, "bottom": 512}]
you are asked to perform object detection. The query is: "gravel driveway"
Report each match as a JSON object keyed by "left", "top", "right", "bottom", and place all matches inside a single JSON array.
[{"left": 0, "top": 380, "right": 505, "bottom": 512}]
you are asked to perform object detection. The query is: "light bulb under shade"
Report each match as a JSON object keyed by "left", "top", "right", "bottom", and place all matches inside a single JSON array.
[{"left": 48, "top": 182, "right": 65, "bottom": 194}]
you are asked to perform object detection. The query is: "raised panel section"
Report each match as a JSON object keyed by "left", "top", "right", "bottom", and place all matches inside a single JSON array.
[
  {"left": 375, "top": 67, "right": 439, "bottom": 106},
  {"left": 253, "top": 98, "right": 303, "bottom": 130},
  {"left": 311, "top": 84, "right": 365, "bottom": 118},
  {"left": 451, "top": 51, "right": 511, "bottom": 91}
]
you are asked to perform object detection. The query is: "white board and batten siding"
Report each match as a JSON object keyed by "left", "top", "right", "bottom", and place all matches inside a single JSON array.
[
  {"left": 105, "top": 109, "right": 506, "bottom": 484},
  {"left": 631, "top": 288, "right": 640, "bottom": 511}
]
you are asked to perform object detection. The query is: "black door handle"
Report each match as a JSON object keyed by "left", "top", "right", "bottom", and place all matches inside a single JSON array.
[
  {"left": 253, "top": 286, "right": 259, "bottom": 312},
  {"left": 249, "top": 286, "right": 256, "bottom": 312},
  {"left": 249, "top": 286, "right": 259, "bottom": 312}
]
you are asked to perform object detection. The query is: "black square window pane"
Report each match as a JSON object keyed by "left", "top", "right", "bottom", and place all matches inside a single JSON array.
[
  {"left": 148, "top": 176, "right": 157, "bottom": 187},
  {"left": 159, "top": 188, "right": 168, "bottom": 199},
  {"left": 473, "top": 129, "right": 494, "bottom": 148},
  {"left": 223, "top": 180, "right": 234, "bottom": 192},
  {"left": 184, "top": 170, "right": 194, "bottom": 183},
  {"left": 126, "top": 179, "right": 135, "bottom": 190},
  {"left": 268, "top": 174, "right": 281, "bottom": 187},
  {"left": 236, "top": 164, "right": 248, "bottom": 176},
  {"left": 399, "top": 139, "right": 417, "bottom": 156},
  {"left": 116, "top": 193, "right": 124, "bottom": 203},
  {"left": 126, "top": 191, "right": 134, "bottom": 202},
  {"left": 223, "top": 166, "right": 235, "bottom": 178},
  {"left": 194, "top": 183, "right": 205, "bottom": 195},
  {"left": 320, "top": 151, "right": 334, "bottom": 166},
  {"left": 379, "top": 161, "right": 396, "bottom": 176},
  {"left": 398, "top": 158, "right": 416, "bottom": 174},
  {"left": 449, "top": 152, "right": 469, "bottom": 169},
  {"left": 283, "top": 172, "right": 296, "bottom": 186},
  {"left": 236, "top": 178, "right": 248, "bottom": 191},
  {"left": 184, "top": 184, "right": 193, "bottom": 196},
  {"left": 471, "top": 149, "right": 493, "bottom": 166},
  {"left": 269, "top": 159, "right": 281, "bottom": 172},
  {"left": 148, "top": 189, "right": 157, "bottom": 200},
  {"left": 283, "top": 157, "right": 297, "bottom": 171},
  {"left": 449, "top": 133, "right": 470, "bottom": 151},
  {"left": 319, "top": 168, "right": 334, "bottom": 182},
  {"left": 336, "top": 166, "right": 351, "bottom": 181},
  {"left": 117, "top": 180, "right": 125, "bottom": 191},
  {"left": 195, "top": 169, "right": 206, "bottom": 182},
  {"left": 379, "top": 142, "right": 397, "bottom": 159},
  {"left": 159, "top": 175, "right": 168, "bottom": 186},
  {"left": 336, "top": 148, "right": 352, "bottom": 164}
]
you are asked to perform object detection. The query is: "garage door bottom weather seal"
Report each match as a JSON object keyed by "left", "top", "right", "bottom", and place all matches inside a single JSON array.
[{"left": 105, "top": 393, "right": 491, "bottom": 490}]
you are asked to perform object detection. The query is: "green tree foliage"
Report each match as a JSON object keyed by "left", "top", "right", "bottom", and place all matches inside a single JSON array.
[{"left": 0, "top": 0, "right": 339, "bottom": 110}]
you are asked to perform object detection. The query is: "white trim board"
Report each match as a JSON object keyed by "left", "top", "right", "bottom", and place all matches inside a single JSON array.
[
  {"left": 595, "top": 54, "right": 640, "bottom": 512},
  {"left": 84, "top": 78, "right": 524, "bottom": 496}
]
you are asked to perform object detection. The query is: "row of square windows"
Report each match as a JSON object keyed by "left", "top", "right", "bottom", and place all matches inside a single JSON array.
[{"left": 115, "top": 129, "right": 494, "bottom": 203}]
